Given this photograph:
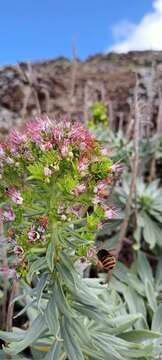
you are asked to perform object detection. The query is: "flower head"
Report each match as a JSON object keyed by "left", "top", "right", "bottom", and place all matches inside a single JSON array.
[
  {"left": 40, "top": 142, "right": 52, "bottom": 152},
  {"left": 0, "top": 144, "right": 5, "bottom": 160},
  {"left": 14, "top": 245, "right": 24, "bottom": 255},
  {"left": 87, "top": 247, "right": 94, "bottom": 257},
  {"left": 94, "top": 179, "right": 109, "bottom": 197},
  {"left": 6, "top": 187, "right": 23, "bottom": 205},
  {"left": 77, "top": 157, "right": 89, "bottom": 173},
  {"left": 28, "top": 226, "right": 40, "bottom": 243},
  {"left": 3, "top": 208, "right": 15, "bottom": 222},
  {"left": 111, "top": 163, "right": 124, "bottom": 173},
  {"left": 73, "top": 183, "right": 86, "bottom": 195},
  {"left": 44, "top": 166, "right": 52, "bottom": 177},
  {"left": 26, "top": 118, "right": 51, "bottom": 143},
  {"left": 103, "top": 205, "right": 119, "bottom": 219},
  {"left": 8, "top": 129, "right": 27, "bottom": 146}
]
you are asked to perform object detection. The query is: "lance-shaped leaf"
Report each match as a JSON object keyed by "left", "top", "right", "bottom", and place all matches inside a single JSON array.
[
  {"left": 3, "top": 315, "right": 47, "bottom": 356},
  {"left": 45, "top": 288, "right": 60, "bottom": 335},
  {"left": 60, "top": 316, "right": 84, "bottom": 360}
]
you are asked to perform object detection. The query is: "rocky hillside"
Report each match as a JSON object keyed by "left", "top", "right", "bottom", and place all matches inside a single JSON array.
[{"left": 1, "top": 51, "right": 162, "bottom": 136}]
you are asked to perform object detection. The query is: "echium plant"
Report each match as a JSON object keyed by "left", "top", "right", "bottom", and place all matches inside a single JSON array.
[{"left": 0, "top": 117, "right": 157, "bottom": 359}]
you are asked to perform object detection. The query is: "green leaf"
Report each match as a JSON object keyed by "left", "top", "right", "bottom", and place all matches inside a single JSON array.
[
  {"left": 36, "top": 274, "right": 48, "bottom": 311},
  {"left": 93, "top": 334, "right": 125, "bottom": 360},
  {"left": 46, "top": 242, "right": 55, "bottom": 272},
  {"left": 127, "top": 273, "right": 145, "bottom": 297},
  {"left": 44, "top": 339, "right": 62, "bottom": 360},
  {"left": 119, "top": 329, "right": 162, "bottom": 342},
  {"left": 142, "top": 213, "right": 161, "bottom": 248},
  {"left": 136, "top": 252, "right": 154, "bottom": 286},
  {"left": 45, "top": 289, "right": 59, "bottom": 335},
  {"left": 14, "top": 298, "right": 36, "bottom": 319},
  {"left": 54, "top": 279, "right": 75, "bottom": 318},
  {"left": 3, "top": 315, "right": 47, "bottom": 355},
  {"left": 111, "top": 314, "right": 143, "bottom": 335},
  {"left": 27, "top": 163, "right": 44, "bottom": 180},
  {"left": 124, "top": 287, "right": 147, "bottom": 329},
  {"left": 155, "top": 256, "right": 162, "bottom": 291},
  {"left": 152, "top": 304, "right": 162, "bottom": 332},
  {"left": 60, "top": 316, "right": 84, "bottom": 360},
  {"left": 27, "top": 257, "right": 47, "bottom": 282},
  {"left": 145, "top": 280, "right": 157, "bottom": 312},
  {"left": 0, "top": 329, "right": 25, "bottom": 343}
]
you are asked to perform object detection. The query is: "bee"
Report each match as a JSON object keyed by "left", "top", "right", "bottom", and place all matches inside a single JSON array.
[
  {"left": 96, "top": 248, "right": 117, "bottom": 282},
  {"left": 97, "top": 249, "right": 116, "bottom": 271}
]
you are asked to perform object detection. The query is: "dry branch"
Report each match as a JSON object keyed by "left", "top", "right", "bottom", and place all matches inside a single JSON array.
[{"left": 116, "top": 74, "right": 140, "bottom": 256}]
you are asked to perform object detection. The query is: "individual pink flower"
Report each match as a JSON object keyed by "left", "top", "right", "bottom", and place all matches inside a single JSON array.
[
  {"left": 44, "top": 166, "right": 52, "bottom": 177},
  {"left": 67, "top": 204, "right": 83, "bottom": 217},
  {"left": 0, "top": 144, "right": 5, "bottom": 160},
  {"left": 103, "top": 205, "right": 119, "bottom": 219},
  {"left": 69, "top": 123, "right": 96, "bottom": 150},
  {"left": 60, "top": 142, "right": 69, "bottom": 157},
  {"left": 72, "top": 183, "right": 86, "bottom": 195},
  {"left": 40, "top": 142, "right": 52, "bottom": 152},
  {"left": 57, "top": 204, "right": 65, "bottom": 215},
  {"left": 37, "top": 225, "right": 46, "bottom": 233},
  {"left": 22, "top": 150, "right": 35, "bottom": 161},
  {"left": 77, "top": 157, "right": 89, "bottom": 173},
  {"left": 92, "top": 195, "right": 103, "bottom": 205},
  {"left": 87, "top": 247, "right": 94, "bottom": 257},
  {"left": 111, "top": 163, "right": 124, "bottom": 173},
  {"left": 94, "top": 179, "right": 108, "bottom": 196},
  {"left": 53, "top": 126, "right": 64, "bottom": 144},
  {"left": 28, "top": 226, "right": 40, "bottom": 242},
  {"left": 6, "top": 187, "right": 23, "bottom": 205},
  {"left": 8, "top": 129, "right": 27, "bottom": 146},
  {"left": 26, "top": 120, "right": 42, "bottom": 143},
  {"left": 26, "top": 117, "right": 52, "bottom": 141},
  {"left": 3, "top": 208, "right": 15, "bottom": 222},
  {"left": 14, "top": 245, "right": 24, "bottom": 255},
  {"left": 101, "top": 147, "right": 109, "bottom": 156}
]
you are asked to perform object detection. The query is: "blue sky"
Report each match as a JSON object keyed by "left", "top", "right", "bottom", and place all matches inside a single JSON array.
[{"left": 0, "top": 0, "right": 154, "bottom": 64}]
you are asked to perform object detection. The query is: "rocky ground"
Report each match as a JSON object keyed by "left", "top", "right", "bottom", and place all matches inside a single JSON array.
[{"left": 1, "top": 51, "right": 162, "bottom": 136}]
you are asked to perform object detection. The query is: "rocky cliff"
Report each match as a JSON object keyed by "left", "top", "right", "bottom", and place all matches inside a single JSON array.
[{"left": 1, "top": 51, "right": 162, "bottom": 136}]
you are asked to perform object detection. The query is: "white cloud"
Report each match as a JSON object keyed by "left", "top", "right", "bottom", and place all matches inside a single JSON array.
[{"left": 109, "top": 0, "right": 162, "bottom": 53}]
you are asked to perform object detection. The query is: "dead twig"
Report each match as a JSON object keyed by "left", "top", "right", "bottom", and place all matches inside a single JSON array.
[
  {"left": 116, "top": 74, "right": 140, "bottom": 257},
  {"left": 6, "top": 280, "right": 18, "bottom": 331},
  {"left": 149, "top": 86, "right": 162, "bottom": 182}
]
